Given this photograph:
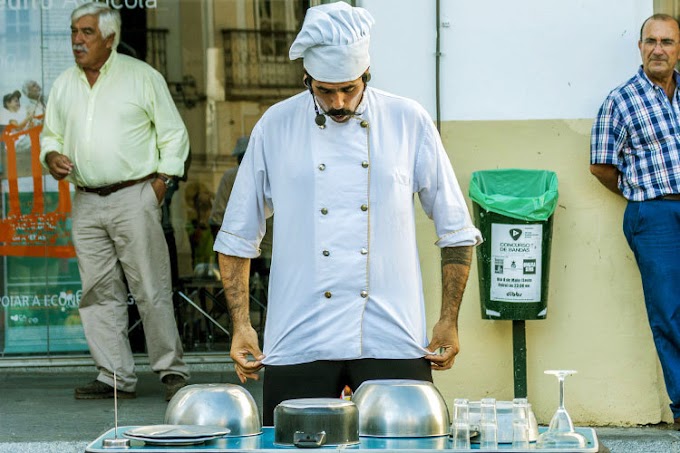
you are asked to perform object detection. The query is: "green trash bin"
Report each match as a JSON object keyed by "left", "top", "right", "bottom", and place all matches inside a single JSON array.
[{"left": 469, "top": 169, "right": 559, "bottom": 320}]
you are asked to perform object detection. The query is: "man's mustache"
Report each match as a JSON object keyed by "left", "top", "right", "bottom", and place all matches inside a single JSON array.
[
  {"left": 327, "top": 108, "right": 353, "bottom": 116},
  {"left": 73, "top": 44, "right": 88, "bottom": 53}
]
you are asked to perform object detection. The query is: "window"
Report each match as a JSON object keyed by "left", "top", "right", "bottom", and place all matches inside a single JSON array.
[{"left": 255, "top": 0, "right": 305, "bottom": 59}]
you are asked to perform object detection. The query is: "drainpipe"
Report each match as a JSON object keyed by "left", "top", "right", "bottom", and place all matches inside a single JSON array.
[
  {"left": 204, "top": 0, "right": 219, "bottom": 160},
  {"left": 435, "top": 0, "right": 442, "bottom": 133},
  {"left": 203, "top": 0, "right": 215, "bottom": 48}
]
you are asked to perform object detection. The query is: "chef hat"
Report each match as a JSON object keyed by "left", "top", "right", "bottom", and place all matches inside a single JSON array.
[{"left": 289, "top": 2, "right": 375, "bottom": 83}]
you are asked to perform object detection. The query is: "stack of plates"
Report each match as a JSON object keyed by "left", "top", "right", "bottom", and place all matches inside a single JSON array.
[{"left": 123, "top": 424, "right": 230, "bottom": 446}]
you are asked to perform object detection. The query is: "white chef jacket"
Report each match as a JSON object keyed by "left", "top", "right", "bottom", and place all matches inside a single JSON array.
[{"left": 214, "top": 87, "right": 482, "bottom": 366}]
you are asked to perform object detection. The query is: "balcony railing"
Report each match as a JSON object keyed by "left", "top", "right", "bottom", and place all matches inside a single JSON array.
[
  {"left": 147, "top": 28, "right": 169, "bottom": 79},
  {"left": 118, "top": 28, "right": 168, "bottom": 78},
  {"left": 221, "top": 29, "right": 305, "bottom": 101},
  {"left": 136, "top": 28, "right": 204, "bottom": 109}
]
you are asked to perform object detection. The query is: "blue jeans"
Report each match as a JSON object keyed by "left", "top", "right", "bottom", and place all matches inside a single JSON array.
[{"left": 624, "top": 200, "right": 680, "bottom": 418}]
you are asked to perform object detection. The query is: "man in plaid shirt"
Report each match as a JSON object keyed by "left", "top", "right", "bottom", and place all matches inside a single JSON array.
[{"left": 591, "top": 13, "right": 680, "bottom": 425}]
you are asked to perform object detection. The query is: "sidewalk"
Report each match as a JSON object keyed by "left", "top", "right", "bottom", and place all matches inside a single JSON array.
[
  {"left": 0, "top": 357, "right": 258, "bottom": 453},
  {"left": 0, "top": 358, "right": 679, "bottom": 452}
]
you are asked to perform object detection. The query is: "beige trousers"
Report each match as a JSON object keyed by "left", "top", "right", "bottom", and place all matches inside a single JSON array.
[{"left": 72, "top": 181, "right": 188, "bottom": 391}]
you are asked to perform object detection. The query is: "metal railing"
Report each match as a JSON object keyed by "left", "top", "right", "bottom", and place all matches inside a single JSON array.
[
  {"left": 118, "top": 28, "right": 168, "bottom": 78},
  {"left": 146, "top": 28, "right": 169, "bottom": 78},
  {"left": 221, "top": 29, "right": 304, "bottom": 101},
  {"left": 135, "top": 28, "right": 204, "bottom": 109}
]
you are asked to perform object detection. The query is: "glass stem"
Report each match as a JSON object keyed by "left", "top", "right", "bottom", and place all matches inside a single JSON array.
[{"left": 558, "top": 375, "right": 565, "bottom": 410}]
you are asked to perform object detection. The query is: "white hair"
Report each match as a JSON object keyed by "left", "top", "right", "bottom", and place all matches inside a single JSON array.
[
  {"left": 71, "top": 2, "right": 121, "bottom": 49},
  {"left": 22, "top": 80, "right": 40, "bottom": 96}
]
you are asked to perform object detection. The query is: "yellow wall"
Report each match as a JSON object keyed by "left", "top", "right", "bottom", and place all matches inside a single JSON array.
[{"left": 420, "top": 119, "right": 669, "bottom": 426}]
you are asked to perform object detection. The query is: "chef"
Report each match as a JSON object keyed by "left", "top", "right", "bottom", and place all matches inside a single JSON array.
[{"left": 214, "top": 2, "right": 482, "bottom": 425}]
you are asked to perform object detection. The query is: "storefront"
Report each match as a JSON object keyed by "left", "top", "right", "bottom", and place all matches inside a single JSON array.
[{"left": 0, "top": 0, "right": 331, "bottom": 362}]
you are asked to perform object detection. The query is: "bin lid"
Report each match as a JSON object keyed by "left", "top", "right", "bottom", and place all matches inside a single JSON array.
[{"left": 469, "top": 169, "right": 559, "bottom": 221}]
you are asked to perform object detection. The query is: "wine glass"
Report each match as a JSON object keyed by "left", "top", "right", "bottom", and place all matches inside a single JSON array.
[{"left": 536, "top": 370, "right": 587, "bottom": 449}]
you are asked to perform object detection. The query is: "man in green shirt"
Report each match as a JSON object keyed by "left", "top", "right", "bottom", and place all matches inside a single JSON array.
[{"left": 41, "top": 2, "right": 190, "bottom": 401}]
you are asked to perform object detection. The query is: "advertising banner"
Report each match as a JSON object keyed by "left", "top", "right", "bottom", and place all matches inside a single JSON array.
[
  {"left": 1, "top": 2, "right": 83, "bottom": 354},
  {"left": 0, "top": 177, "right": 85, "bottom": 353},
  {"left": 1, "top": 0, "right": 167, "bottom": 355}
]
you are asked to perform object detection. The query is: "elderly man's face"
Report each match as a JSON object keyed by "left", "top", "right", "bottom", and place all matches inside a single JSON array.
[
  {"left": 639, "top": 18, "right": 680, "bottom": 83},
  {"left": 310, "top": 75, "right": 365, "bottom": 123},
  {"left": 71, "top": 14, "right": 114, "bottom": 71},
  {"left": 26, "top": 82, "right": 41, "bottom": 100}
]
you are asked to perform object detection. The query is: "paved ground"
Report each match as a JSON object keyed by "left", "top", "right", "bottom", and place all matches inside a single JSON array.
[
  {"left": 1, "top": 358, "right": 679, "bottom": 452},
  {"left": 0, "top": 358, "right": 262, "bottom": 452}
]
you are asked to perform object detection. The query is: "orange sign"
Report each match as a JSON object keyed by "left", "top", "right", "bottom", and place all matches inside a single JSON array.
[{"left": 0, "top": 122, "right": 75, "bottom": 258}]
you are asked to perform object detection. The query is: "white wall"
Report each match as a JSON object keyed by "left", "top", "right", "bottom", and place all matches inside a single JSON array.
[
  {"left": 361, "top": 0, "right": 652, "bottom": 120},
  {"left": 359, "top": 0, "right": 437, "bottom": 115},
  {"left": 356, "top": 0, "right": 676, "bottom": 426}
]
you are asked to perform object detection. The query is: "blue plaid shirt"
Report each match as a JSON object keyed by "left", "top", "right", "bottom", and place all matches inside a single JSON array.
[{"left": 591, "top": 66, "right": 680, "bottom": 201}]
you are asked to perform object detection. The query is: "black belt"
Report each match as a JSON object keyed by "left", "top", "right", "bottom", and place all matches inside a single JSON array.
[
  {"left": 77, "top": 173, "right": 156, "bottom": 196},
  {"left": 656, "top": 194, "right": 680, "bottom": 201}
]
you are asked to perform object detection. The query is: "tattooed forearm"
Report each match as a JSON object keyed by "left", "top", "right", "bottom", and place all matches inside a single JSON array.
[{"left": 439, "top": 246, "right": 473, "bottom": 323}]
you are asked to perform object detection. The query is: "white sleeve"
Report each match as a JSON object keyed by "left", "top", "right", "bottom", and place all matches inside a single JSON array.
[
  {"left": 213, "top": 124, "right": 272, "bottom": 258},
  {"left": 415, "top": 116, "right": 482, "bottom": 248}
]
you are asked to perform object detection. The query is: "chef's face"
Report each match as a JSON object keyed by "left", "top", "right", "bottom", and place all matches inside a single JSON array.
[{"left": 309, "top": 75, "right": 365, "bottom": 123}]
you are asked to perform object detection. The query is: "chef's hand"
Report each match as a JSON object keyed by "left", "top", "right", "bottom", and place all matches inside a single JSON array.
[
  {"left": 45, "top": 151, "right": 74, "bottom": 180},
  {"left": 424, "top": 319, "right": 460, "bottom": 370},
  {"left": 230, "top": 325, "right": 265, "bottom": 383}
]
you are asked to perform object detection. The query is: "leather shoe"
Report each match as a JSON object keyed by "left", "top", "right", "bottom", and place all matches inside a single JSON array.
[
  {"left": 162, "top": 374, "right": 187, "bottom": 401},
  {"left": 75, "top": 379, "right": 136, "bottom": 400}
]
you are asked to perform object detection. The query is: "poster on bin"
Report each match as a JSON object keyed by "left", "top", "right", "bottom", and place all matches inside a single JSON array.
[{"left": 490, "top": 223, "right": 542, "bottom": 302}]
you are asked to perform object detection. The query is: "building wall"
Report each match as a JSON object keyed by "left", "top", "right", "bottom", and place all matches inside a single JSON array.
[
  {"left": 360, "top": 0, "right": 667, "bottom": 425},
  {"left": 150, "top": 0, "right": 674, "bottom": 425}
]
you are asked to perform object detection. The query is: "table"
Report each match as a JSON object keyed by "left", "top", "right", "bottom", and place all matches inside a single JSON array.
[{"left": 86, "top": 426, "right": 599, "bottom": 452}]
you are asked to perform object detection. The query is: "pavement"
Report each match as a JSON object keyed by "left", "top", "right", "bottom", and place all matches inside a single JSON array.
[{"left": 1, "top": 355, "right": 679, "bottom": 453}]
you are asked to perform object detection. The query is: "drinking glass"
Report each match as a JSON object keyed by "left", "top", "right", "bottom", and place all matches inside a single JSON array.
[
  {"left": 536, "top": 370, "right": 587, "bottom": 449},
  {"left": 512, "top": 397, "right": 530, "bottom": 449},
  {"left": 479, "top": 397, "right": 498, "bottom": 450},
  {"left": 450, "top": 398, "right": 471, "bottom": 449}
]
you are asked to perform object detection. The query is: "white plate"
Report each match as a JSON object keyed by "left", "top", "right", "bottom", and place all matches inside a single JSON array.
[
  {"left": 124, "top": 424, "right": 229, "bottom": 439},
  {"left": 123, "top": 433, "right": 222, "bottom": 446}
]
